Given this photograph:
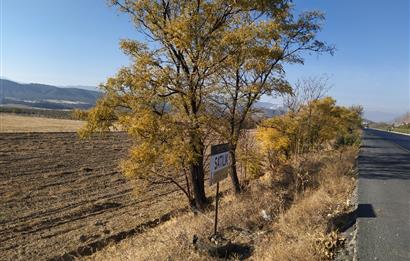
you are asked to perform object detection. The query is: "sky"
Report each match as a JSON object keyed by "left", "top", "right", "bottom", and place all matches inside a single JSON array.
[{"left": 1, "top": 0, "right": 409, "bottom": 121}]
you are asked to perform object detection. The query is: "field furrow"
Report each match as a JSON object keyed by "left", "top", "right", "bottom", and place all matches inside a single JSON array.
[{"left": 0, "top": 132, "right": 185, "bottom": 261}]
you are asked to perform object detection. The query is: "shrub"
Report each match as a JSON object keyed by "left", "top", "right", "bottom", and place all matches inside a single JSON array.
[{"left": 256, "top": 97, "right": 362, "bottom": 166}]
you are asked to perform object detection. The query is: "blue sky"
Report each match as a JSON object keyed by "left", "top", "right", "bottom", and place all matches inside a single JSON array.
[{"left": 1, "top": 0, "right": 409, "bottom": 121}]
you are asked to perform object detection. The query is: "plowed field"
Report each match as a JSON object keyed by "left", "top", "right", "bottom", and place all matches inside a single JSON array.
[{"left": 0, "top": 132, "right": 185, "bottom": 261}]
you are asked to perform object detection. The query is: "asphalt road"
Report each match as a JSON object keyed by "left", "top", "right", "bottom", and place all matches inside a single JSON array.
[{"left": 357, "top": 128, "right": 410, "bottom": 260}]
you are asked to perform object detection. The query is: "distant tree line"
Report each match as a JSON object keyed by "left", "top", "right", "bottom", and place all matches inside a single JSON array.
[{"left": 0, "top": 107, "right": 75, "bottom": 119}]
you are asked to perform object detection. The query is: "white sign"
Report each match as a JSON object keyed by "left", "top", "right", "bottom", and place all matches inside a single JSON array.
[
  {"left": 210, "top": 144, "right": 230, "bottom": 185},
  {"left": 211, "top": 152, "right": 230, "bottom": 173}
]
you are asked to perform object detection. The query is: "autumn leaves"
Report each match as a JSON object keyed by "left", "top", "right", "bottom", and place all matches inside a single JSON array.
[{"left": 83, "top": 0, "right": 334, "bottom": 211}]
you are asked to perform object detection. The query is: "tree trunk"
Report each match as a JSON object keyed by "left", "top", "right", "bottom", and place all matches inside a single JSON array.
[
  {"left": 190, "top": 156, "right": 208, "bottom": 211},
  {"left": 229, "top": 149, "right": 241, "bottom": 194},
  {"left": 188, "top": 132, "right": 208, "bottom": 211}
]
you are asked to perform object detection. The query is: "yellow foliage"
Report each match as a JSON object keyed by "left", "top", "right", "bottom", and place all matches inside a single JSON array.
[
  {"left": 256, "top": 97, "right": 362, "bottom": 166},
  {"left": 82, "top": 0, "right": 335, "bottom": 207},
  {"left": 256, "top": 127, "right": 290, "bottom": 154}
]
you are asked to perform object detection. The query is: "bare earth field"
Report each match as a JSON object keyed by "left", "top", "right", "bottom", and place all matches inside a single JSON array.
[
  {"left": 0, "top": 132, "right": 186, "bottom": 261},
  {"left": 0, "top": 113, "right": 85, "bottom": 132}
]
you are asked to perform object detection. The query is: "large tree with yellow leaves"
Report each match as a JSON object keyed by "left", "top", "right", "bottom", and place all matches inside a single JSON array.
[{"left": 82, "top": 0, "right": 333, "bottom": 211}]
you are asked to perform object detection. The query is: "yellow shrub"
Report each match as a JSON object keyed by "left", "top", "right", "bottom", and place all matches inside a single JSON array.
[{"left": 256, "top": 97, "right": 362, "bottom": 166}]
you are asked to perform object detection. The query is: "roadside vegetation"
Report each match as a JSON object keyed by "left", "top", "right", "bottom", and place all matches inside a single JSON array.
[
  {"left": 378, "top": 124, "right": 410, "bottom": 135},
  {"left": 86, "top": 92, "right": 361, "bottom": 260},
  {"left": 81, "top": 0, "right": 334, "bottom": 211},
  {"left": 367, "top": 112, "right": 410, "bottom": 134},
  {"left": 390, "top": 125, "right": 410, "bottom": 134},
  {"left": 78, "top": 0, "right": 363, "bottom": 259}
]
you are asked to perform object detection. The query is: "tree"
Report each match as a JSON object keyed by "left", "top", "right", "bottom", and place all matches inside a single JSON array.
[
  {"left": 208, "top": 10, "right": 334, "bottom": 193},
  {"left": 81, "top": 0, "right": 334, "bottom": 210},
  {"left": 283, "top": 75, "right": 331, "bottom": 114},
  {"left": 82, "top": 0, "right": 293, "bottom": 211},
  {"left": 282, "top": 76, "right": 331, "bottom": 154}
]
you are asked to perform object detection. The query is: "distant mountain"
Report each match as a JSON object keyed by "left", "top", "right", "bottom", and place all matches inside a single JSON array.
[
  {"left": 0, "top": 79, "right": 102, "bottom": 109},
  {"left": 254, "top": 101, "right": 286, "bottom": 117},
  {"left": 255, "top": 102, "right": 281, "bottom": 110},
  {"left": 394, "top": 112, "right": 410, "bottom": 125},
  {"left": 62, "top": 85, "right": 100, "bottom": 92},
  {"left": 0, "top": 79, "right": 289, "bottom": 114}
]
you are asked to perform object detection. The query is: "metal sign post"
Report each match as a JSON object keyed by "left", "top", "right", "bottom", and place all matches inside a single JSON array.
[
  {"left": 214, "top": 182, "right": 220, "bottom": 235},
  {"left": 210, "top": 143, "right": 230, "bottom": 236}
]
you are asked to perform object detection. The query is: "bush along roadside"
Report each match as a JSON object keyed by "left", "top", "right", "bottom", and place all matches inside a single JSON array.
[{"left": 86, "top": 97, "right": 361, "bottom": 260}]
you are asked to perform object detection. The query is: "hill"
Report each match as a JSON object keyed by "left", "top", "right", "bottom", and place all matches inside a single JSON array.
[
  {"left": 395, "top": 112, "right": 410, "bottom": 125},
  {"left": 0, "top": 79, "right": 285, "bottom": 116},
  {"left": 0, "top": 79, "right": 101, "bottom": 109}
]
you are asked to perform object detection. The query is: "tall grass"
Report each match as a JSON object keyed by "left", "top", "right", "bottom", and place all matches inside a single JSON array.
[{"left": 87, "top": 146, "right": 357, "bottom": 260}]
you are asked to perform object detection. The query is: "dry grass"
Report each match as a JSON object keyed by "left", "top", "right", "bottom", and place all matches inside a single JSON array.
[
  {"left": 0, "top": 113, "right": 85, "bottom": 132},
  {"left": 254, "top": 148, "right": 357, "bottom": 260},
  {"left": 86, "top": 147, "right": 357, "bottom": 261}
]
